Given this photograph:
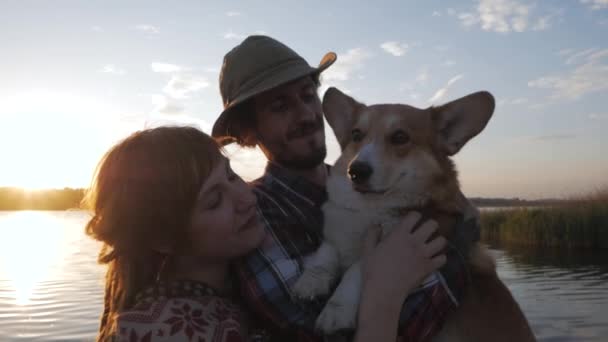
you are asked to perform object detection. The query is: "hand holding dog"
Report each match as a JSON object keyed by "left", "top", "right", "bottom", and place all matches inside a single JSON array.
[{"left": 355, "top": 212, "right": 447, "bottom": 341}]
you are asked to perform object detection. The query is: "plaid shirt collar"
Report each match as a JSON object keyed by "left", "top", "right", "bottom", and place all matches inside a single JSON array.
[{"left": 262, "top": 161, "right": 328, "bottom": 206}]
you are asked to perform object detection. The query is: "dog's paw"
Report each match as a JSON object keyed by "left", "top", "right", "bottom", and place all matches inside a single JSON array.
[
  {"left": 315, "top": 300, "right": 357, "bottom": 334},
  {"left": 292, "top": 271, "right": 331, "bottom": 300}
]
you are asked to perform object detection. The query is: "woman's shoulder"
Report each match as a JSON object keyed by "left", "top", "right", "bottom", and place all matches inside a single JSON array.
[{"left": 115, "top": 295, "right": 248, "bottom": 342}]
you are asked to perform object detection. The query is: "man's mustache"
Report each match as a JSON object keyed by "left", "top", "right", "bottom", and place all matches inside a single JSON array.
[{"left": 286, "top": 115, "right": 324, "bottom": 140}]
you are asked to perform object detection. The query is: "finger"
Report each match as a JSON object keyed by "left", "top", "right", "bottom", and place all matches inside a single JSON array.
[
  {"left": 362, "top": 225, "right": 382, "bottom": 257},
  {"left": 430, "top": 253, "right": 447, "bottom": 270},
  {"left": 425, "top": 235, "right": 447, "bottom": 257},
  {"left": 393, "top": 211, "right": 422, "bottom": 236},
  {"left": 413, "top": 219, "right": 439, "bottom": 243}
]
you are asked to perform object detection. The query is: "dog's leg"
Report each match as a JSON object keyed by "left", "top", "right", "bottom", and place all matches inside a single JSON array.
[
  {"left": 315, "top": 261, "right": 362, "bottom": 334},
  {"left": 293, "top": 241, "right": 340, "bottom": 300}
]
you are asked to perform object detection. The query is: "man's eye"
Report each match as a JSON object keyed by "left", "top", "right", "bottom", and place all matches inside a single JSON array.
[
  {"left": 270, "top": 101, "right": 287, "bottom": 112},
  {"left": 352, "top": 129, "right": 364, "bottom": 142},
  {"left": 302, "top": 93, "right": 316, "bottom": 102}
]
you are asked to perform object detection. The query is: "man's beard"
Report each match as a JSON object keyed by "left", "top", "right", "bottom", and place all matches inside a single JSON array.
[{"left": 277, "top": 144, "right": 327, "bottom": 170}]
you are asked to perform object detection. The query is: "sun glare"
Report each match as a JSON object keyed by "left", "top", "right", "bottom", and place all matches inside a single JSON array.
[
  {"left": 0, "top": 89, "right": 127, "bottom": 190},
  {"left": 0, "top": 212, "right": 70, "bottom": 305}
]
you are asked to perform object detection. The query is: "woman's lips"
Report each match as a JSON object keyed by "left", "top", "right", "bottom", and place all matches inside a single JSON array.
[{"left": 239, "top": 211, "right": 260, "bottom": 232}]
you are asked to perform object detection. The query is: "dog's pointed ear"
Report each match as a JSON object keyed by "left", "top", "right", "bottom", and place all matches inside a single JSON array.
[
  {"left": 433, "top": 91, "right": 495, "bottom": 156},
  {"left": 323, "top": 87, "right": 363, "bottom": 150}
]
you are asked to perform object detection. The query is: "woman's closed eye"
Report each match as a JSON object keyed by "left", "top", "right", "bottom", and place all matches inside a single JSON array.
[{"left": 205, "top": 190, "right": 222, "bottom": 210}]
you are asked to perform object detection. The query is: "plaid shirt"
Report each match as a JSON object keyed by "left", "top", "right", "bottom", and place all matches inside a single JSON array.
[{"left": 235, "top": 162, "right": 477, "bottom": 341}]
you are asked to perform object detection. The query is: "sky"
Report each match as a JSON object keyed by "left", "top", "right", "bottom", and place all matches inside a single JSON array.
[{"left": 0, "top": 0, "right": 606, "bottom": 199}]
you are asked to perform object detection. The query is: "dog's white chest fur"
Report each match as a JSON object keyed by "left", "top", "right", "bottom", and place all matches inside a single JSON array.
[
  {"left": 322, "top": 173, "right": 402, "bottom": 266},
  {"left": 292, "top": 172, "right": 414, "bottom": 333}
]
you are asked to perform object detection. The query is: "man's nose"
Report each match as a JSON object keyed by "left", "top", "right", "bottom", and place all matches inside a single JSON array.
[{"left": 294, "top": 100, "right": 316, "bottom": 123}]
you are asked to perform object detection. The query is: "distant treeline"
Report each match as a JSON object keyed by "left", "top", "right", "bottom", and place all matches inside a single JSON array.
[
  {"left": 470, "top": 197, "right": 564, "bottom": 208},
  {"left": 0, "top": 187, "right": 85, "bottom": 210}
]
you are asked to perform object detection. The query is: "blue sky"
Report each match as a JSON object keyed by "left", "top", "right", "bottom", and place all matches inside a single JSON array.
[{"left": 0, "top": 0, "right": 606, "bottom": 198}]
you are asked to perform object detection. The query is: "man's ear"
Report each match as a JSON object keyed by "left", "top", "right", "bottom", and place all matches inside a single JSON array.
[
  {"left": 322, "top": 87, "right": 364, "bottom": 150},
  {"left": 433, "top": 91, "right": 495, "bottom": 156}
]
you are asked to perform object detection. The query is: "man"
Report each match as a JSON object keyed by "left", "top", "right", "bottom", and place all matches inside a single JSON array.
[{"left": 212, "top": 35, "right": 476, "bottom": 341}]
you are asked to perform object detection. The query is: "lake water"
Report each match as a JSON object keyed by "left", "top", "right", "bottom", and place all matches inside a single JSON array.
[{"left": 0, "top": 211, "right": 607, "bottom": 341}]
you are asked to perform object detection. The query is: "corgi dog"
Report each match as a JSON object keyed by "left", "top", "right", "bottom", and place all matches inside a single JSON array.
[{"left": 292, "top": 87, "right": 536, "bottom": 341}]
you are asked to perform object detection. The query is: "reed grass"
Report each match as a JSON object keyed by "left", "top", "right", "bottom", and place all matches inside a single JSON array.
[{"left": 480, "top": 189, "right": 608, "bottom": 249}]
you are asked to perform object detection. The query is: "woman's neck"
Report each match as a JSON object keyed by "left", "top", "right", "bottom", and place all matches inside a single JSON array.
[{"left": 170, "top": 257, "right": 229, "bottom": 292}]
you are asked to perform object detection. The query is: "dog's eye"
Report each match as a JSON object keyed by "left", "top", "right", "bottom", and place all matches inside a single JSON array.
[
  {"left": 390, "top": 130, "right": 410, "bottom": 145},
  {"left": 352, "top": 129, "right": 364, "bottom": 143}
]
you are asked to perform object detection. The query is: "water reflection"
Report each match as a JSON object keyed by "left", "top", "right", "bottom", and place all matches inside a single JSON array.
[
  {"left": 0, "top": 211, "right": 103, "bottom": 340},
  {"left": 0, "top": 212, "right": 72, "bottom": 305},
  {"left": 488, "top": 244, "right": 608, "bottom": 341}
]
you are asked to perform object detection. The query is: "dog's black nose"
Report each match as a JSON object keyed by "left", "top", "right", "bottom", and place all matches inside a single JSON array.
[{"left": 348, "top": 161, "right": 373, "bottom": 184}]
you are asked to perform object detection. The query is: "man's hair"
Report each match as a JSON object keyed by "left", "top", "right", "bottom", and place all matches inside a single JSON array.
[{"left": 226, "top": 74, "right": 321, "bottom": 148}]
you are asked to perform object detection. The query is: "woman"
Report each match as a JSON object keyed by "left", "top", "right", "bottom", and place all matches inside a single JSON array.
[{"left": 85, "top": 126, "right": 446, "bottom": 341}]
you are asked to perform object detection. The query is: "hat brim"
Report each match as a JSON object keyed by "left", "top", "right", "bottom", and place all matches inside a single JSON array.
[{"left": 212, "top": 51, "right": 337, "bottom": 143}]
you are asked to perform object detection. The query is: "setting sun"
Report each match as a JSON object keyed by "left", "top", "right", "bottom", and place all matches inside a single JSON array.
[{"left": 0, "top": 90, "right": 136, "bottom": 189}]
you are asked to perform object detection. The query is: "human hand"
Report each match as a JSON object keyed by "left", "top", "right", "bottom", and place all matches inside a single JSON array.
[{"left": 360, "top": 212, "right": 447, "bottom": 305}]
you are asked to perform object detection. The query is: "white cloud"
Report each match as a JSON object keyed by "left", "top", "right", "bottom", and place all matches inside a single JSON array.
[
  {"left": 442, "top": 60, "right": 456, "bottom": 67},
  {"left": 457, "top": 0, "right": 561, "bottom": 33},
  {"left": 91, "top": 26, "right": 103, "bottom": 32},
  {"left": 204, "top": 66, "right": 221, "bottom": 73},
  {"left": 163, "top": 74, "right": 209, "bottom": 98},
  {"left": 580, "top": 0, "right": 608, "bottom": 10},
  {"left": 380, "top": 41, "right": 409, "bottom": 57},
  {"left": 532, "top": 134, "right": 576, "bottom": 141},
  {"left": 557, "top": 48, "right": 574, "bottom": 56},
  {"left": 223, "top": 31, "right": 245, "bottom": 40},
  {"left": 151, "top": 94, "right": 185, "bottom": 115},
  {"left": 432, "top": 11, "right": 442, "bottom": 17},
  {"left": 588, "top": 113, "right": 608, "bottom": 120},
  {"left": 428, "top": 74, "right": 464, "bottom": 103},
  {"left": 416, "top": 69, "right": 429, "bottom": 84},
  {"left": 528, "top": 48, "right": 608, "bottom": 101},
  {"left": 565, "top": 48, "right": 599, "bottom": 64},
  {"left": 532, "top": 15, "right": 551, "bottom": 31},
  {"left": 322, "top": 48, "right": 371, "bottom": 82},
  {"left": 399, "top": 82, "right": 414, "bottom": 92},
  {"left": 100, "top": 64, "right": 125, "bottom": 75},
  {"left": 151, "top": 62, "right": 182, "bottom": 73},
  {"left": 144, "top": 113, "right": 211, "bottom": 133},
  {"left": 459, "top": 12, "right": 480, "bottom": 27},
  {"left": 226, "top": 11, "right": 242, "bottom": 17},
  {"left": 135, "top": 24, "right": 160, "bottom": 34},
  {"left": 498, "top": 97, "right": 529, "bottom": 106}
]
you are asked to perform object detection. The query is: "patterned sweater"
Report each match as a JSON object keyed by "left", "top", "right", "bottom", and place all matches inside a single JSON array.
[{"left": 114, "top": 280, "right": 250, "bottom": 342}]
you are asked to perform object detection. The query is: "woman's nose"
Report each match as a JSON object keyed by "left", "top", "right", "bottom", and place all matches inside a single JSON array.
[{"left": 234, "top": 184, "right": 256, "bottom": 211}]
